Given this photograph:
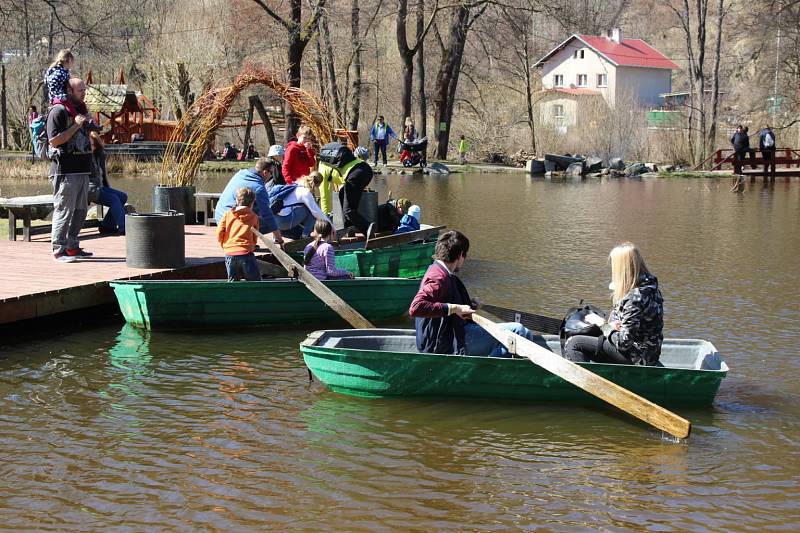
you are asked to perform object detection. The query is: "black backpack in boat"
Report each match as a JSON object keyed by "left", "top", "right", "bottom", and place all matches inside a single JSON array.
[
  {"left": 318, "top": 142, "right": 351, "bottom": 168},
  {"left": 559, "top": 301, "right": 608, "bottom": 351}
]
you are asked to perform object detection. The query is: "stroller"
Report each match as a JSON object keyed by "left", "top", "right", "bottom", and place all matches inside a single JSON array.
[{"left": 399, "top": 137, "right": 428, "bottom": 168}]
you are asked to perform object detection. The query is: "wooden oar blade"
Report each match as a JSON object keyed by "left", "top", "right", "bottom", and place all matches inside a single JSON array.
[
  {"left": 472, "top": 314, "right": 691, "bottom": 439},
  {"left": 252, "top": 229, "right": 376, "bottom": 330},
  {"left": 482, "top": 304, "right": 562, "bottom": 335}
]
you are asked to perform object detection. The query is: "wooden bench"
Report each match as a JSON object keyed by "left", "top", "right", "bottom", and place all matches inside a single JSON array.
[
  {"left": 195, "top": 192, "right": 221, "bottom": 226},
  {"left": 0, "top": 195, "right": 102, "bottom": 241}
]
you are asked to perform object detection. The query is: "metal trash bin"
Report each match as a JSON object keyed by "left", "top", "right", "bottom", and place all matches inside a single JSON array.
[{"left": 125, "top": 212, "right": 185, "bottom": 269}]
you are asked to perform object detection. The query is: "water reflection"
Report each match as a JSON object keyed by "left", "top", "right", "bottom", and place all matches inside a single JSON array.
[{"left": 1, "top": 175, "right": 799, "bottom": 530}]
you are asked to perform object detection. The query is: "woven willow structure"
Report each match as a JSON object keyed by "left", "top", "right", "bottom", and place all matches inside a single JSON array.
[{"left": 160, "top": 63, "right": 335, "bottom": 186}]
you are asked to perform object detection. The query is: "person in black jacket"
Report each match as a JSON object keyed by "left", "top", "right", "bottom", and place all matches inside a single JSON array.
[
  {"left": 562, "top": 243, "right": 664, "bottom": 366},
  {"left": 337, "top": 148, "right": 374, "bottom": 234},
  {"left": 730, "top": 125, "right": 749, "bottom": 175}
]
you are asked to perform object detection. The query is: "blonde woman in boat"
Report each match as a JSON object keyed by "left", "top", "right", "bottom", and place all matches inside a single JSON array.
[{"left": 562, "top": 242, "right": 664, "bottom": 365}]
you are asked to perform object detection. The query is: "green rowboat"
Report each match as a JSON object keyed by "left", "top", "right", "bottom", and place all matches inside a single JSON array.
[
  {"left": 289, "top": 240, "right": 435, "bottom": 279},
  {"left": 300, "top": 329, "right": 729, "bottom": 407},
  {"left": 110, "top": 279, "right": 420, "bottom": 330}
]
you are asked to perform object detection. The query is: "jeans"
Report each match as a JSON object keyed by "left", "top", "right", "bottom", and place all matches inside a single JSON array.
[
  {"left": 373, "top": 140, "right": 388, "bottom": 165},
  {"left": 562, "top": 334, "right": 633, "bottom": 364},
  {"left": 51, "top": 173, "right": 89, "bottom": 255},
  {"left": 225, "top": 253, "right": 260, "bottom": 281},
  {"left": 733, "top": 150, "right": 747, "bottom": 174},
  {"left": 275, "top": 205, "right": 317, "bottom": 237},
  {"left": 96, "top": 187, "right": 128, "bottom": 232},
  {"left": 464, "top": 321, "right": 546, "bottom": 357},
  {"left": 761, "top": 149, "right": 776, "bottom": 178}
]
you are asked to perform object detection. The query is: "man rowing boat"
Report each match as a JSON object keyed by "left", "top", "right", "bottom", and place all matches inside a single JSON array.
[{"left": 409, "top": 230, "right": 543, "bottom": 356}]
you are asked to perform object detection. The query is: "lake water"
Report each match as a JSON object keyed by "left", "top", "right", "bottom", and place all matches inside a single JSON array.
[{"left": 1, "top": 173, "right": 799, "bottom": 531}]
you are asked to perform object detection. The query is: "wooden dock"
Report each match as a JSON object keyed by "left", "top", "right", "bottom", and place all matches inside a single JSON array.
[{"left": 0, "top": 225, "right": 232, "bottom": 325}]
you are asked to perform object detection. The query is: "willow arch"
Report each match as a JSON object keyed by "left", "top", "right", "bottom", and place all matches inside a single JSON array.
[{"left": 160, "top": 62, "right": 335, "bottom": 186}]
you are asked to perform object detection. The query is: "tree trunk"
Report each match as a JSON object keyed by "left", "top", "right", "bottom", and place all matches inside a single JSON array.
[
  {"left": 415, "top": 0, "right": 427, "bottom": 139},
  {"left": 249, "top": 0, "right": 327, "bottom": 141},
  {"left": 693, "top": 0, "right": 709, "bottom": 165},
  {"left": 523, "top": 35, "right": 536, "bottom": 152},
  {"left": 434, "top": 5, "right": 471, "bottom": 159},
  {"left": 243, "top": 101, "right": 255, "bottom": 149},
  {"left": 250, "top": 95, "right": 277, "bottom": 146},
  {"left": 314, "top": 36, "right": 327, "bottom": 104},
  {"left": 396, "top": 0, "right": 414, "bottom": 124},
  {"left": 348, "top": 0, "right": 362, "bottom": 132},
  {"left": 321, "top": 13, "right": 342, "bottom": 121},
  {"left": 707, "top": 0, "right": 724, "bottom": 159},
  {"left": 286, "top": 37, "right": 306, "bottom": 142}
]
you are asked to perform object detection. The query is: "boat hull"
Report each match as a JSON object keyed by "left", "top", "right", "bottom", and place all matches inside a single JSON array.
[
  {"left": 110, "top": 279, "right": 420, "bottom": 330},
  {"left": 300, "top": 329, "right": 728, "bottom": 407},
  {"left": 290, "top": 241, "right": 435, "bottom": 279}
]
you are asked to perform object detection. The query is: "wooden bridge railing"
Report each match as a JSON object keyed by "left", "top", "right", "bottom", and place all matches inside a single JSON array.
[{"left": 695, "top": 148, "right": 800, "bottom": 171}]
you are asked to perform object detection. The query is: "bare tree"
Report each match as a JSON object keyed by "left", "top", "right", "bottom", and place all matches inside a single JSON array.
[
  {"left": 433, "top": 1, "right": 488, "bottom": 159},
  {"left": 396, "top": 0, "right": 438, "bottom": 127},
  {"left": 249, "top": 0, "right": 327, "bottom": 141}
]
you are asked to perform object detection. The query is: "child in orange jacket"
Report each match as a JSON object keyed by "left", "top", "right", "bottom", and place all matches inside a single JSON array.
[{"left": 217, "top": 187, "right": 261, "bottom": 281}]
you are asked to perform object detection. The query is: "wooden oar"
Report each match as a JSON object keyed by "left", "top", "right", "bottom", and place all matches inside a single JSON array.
[
  {"left": 481, "top": 303, "right": 562, "bottom": 335},
  {"left": 251, "top": 228, "right": 376, "bottom": 329},
  {"left": 471, "top": 313, "right": 691, "bottom": 439}
]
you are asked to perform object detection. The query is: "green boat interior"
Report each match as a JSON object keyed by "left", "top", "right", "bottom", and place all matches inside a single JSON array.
[{"left": 308, "top": 329, "right": 728, "bottom": 372}]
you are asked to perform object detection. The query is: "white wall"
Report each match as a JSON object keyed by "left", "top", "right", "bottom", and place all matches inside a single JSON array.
[
  {"left": 539, "top": 97, "right": 578, "bottom": 127},
  {"left": 614, "top": 67, "right": 672, "bottom": 108}
]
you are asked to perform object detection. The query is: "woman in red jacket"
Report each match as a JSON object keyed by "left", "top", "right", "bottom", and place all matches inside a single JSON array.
[{"left": 282, "top": 125, "right": 317, "bottom": 184}]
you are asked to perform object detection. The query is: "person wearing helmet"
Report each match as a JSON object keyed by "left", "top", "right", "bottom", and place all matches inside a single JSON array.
[{"left": 265, "top": 144, "right": 285, "bottom": 186}]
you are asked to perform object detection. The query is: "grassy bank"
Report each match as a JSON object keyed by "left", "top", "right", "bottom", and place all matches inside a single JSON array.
[{"left": 658, "top": 170, "right": 730, "bottom": 179}]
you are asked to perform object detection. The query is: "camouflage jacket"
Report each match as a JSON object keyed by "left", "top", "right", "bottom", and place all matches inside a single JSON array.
[{"left": 608, "top": 273, "right": 664, "bottom": 365}]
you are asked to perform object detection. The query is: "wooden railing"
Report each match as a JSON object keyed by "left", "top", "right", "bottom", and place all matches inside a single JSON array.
[{"left": 696, "top": 148, "right": 800, "bottom": 171}]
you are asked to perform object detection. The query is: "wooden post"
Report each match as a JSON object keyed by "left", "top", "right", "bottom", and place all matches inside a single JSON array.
[{"left": 471, "top": 314, "right": 692, "bottom": 439}]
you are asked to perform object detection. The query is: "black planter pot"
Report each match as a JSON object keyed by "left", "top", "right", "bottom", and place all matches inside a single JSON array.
[
  {"left": 125, "top": 212, "right": 186, "bottom": 269},
  {"left": 152, "top": 185, "right": 197, "bottom": 224}
]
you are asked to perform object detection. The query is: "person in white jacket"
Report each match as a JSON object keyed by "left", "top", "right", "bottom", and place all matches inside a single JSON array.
[{"left": 273, "top": 172, "right": 331, "bottom": 238}]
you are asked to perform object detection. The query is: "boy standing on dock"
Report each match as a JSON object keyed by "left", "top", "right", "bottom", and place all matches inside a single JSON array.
[{"left": 217, "top": 187, "right": 261, "bottom": 281}]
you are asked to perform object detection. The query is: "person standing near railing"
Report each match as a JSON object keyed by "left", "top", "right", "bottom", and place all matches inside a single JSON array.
[
  {"left": 730, "top": 125, "right": 748, "bottom": 175},
  {"left": 759, "top": 125, "right": 777, "bottom": 180}
]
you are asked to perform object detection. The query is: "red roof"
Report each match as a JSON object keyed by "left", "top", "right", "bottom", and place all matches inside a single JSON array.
[
  {"left": 534, "top": 34, "right": 679, "bottom": 70},
  {"left": 577, "top": 35, "right": 679, "bottom": 69}
]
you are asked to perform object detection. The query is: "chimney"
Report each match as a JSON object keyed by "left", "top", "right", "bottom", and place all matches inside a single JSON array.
[{"left": 609, "top": 28, "right": 622, "bottom": 43}]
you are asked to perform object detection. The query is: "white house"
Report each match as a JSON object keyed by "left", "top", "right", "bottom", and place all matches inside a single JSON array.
[{"left": 534, "top": 29, "right": 679, "bottom": 130}]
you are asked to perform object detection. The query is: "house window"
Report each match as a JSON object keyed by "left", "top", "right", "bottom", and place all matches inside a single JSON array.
[
  {"left": 577, "top": 74, "right": 587, "bottom": 87},
  {"left": 554, "top": 74, "right": 564, "bottom": 87},
  {"left": 574, "top": 49, "right": 585, "bottom": 59},
  {"left": 597, "top": 73, "right": 607, "bottom": 87},
  {"left": 553, "top": 104, "right": 564, "bottom": 120},
  {"left": 580, "top": 50, "right": 585, "bottom": 59}
]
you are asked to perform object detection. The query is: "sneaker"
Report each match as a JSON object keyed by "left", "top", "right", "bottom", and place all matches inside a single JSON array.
[
  {"left": 53, "top": 253, "right": 77, "bottom": 263},
  {"left": 66, "top": 248, "right": 93, "bottom": 257}
]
